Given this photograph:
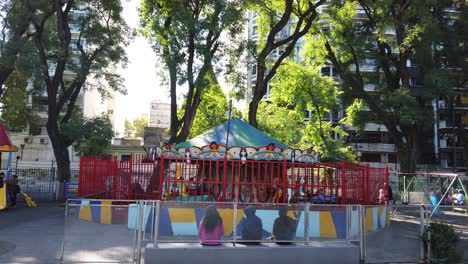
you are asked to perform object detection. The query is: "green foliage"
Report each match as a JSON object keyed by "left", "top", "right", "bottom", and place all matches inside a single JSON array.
[
  {"left": 124, "top": 117, "right": 148, "bottom": 139},
  {"left": 140, "top": 0, "right": 245, "bottom": 142},
  {"left": 423, "top": 222, "right": 462, "bottom": 264},
  {"left": 124, "top": 118, "right": 134, "bottom": 138},
  {"left": 257, "top": 101, "right": 304, "bottom": 147},
  {"left": 62, "top": 113, "right": 113, "bottom": 157},
  {"left": 132, "top": 117, "right": 148, "bottom": 139},
  {"left": 189, "top": 74, "right": 228, "bottom": 138},
  {"left": 268, "top": 61, "right": 354, "bottom": 161},
  {"left": 0, "top": 71, "right": 38, "bottom": 130}
]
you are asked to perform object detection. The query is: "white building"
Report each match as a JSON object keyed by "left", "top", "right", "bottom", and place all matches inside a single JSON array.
[{"left": 149, "top": 101, "right": 171, "bottom": 128}]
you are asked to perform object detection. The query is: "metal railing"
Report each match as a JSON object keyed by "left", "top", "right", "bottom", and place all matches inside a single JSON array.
[{"left": 63, "top": 199, "right": 468, "bottom": 264}]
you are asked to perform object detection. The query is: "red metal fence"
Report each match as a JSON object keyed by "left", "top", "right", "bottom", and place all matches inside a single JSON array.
[{"left": 78, "top": 154, "right": 389, "bottom": 205}]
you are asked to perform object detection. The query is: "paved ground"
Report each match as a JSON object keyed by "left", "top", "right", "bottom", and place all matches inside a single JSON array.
[
  {"left": 366, "top": 207, "right": 468, "bottom": 263},
  {"left": 0, "top": 202, "right": 64, "bottom": 264}
]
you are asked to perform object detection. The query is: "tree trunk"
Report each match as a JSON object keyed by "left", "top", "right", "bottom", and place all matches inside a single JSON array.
[
  {"left": 47, "top": 119, "right": 71, "bottom": 182},
  {"left": 168, "top": 63, "right": 178, "bottom": 144},
  {"left": 397, "top": 143, "right": 417, "bottom": 173},
  {"left": 0, "top": 67, "right": 14, "bottom": 96}
]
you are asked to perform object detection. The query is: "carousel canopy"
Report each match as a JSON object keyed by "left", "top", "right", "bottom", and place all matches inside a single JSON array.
[
  {"left": 176, "top": 118, "right": 288, "bottom": 149},
  {"left": 0, "top": 124, "right": 17, "bottom": 152}
]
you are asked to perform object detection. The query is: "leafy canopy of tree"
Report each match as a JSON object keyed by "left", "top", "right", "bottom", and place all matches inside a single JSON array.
[
  {"left": 0, "top": 0, "right": 38, "bottom": 94},
  {"left": 302, "top": 0, "right": 463, "bottom": 172},
  {"left": 188, "top": 71, "right": 228, "bottom": 138},
  {"left": 267, "top": 62, "right": 354, "bottom": 161},
  {"left": 140, "top": 0, "right": 244, "bottom": 143},
  {"left": 246, "top": 0, "right": 326, "bottom": 128},
  {"left": 0, "top": 70, "right": 38, "bottom": 130},
  {"left": 124, "top": 117, "right": 148, "bottom": 139},
  {"left": 62, "top": 112, "right": 113, "bottom": 157},
  {"left": 30, "top": 0, "right": 129, "bottom": 181}
]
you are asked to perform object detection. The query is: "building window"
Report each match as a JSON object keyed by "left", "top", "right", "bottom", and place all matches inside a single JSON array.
[
  {"left": 29, "top": 125, "right": 42, "bottom": 136},
  {"left": 360, "top": 153, "right": 381, "bottom": 162},
  {"left": 252, "top": 25, "right": 258, "bottom": 36},
  {"left": 251, "top": 65, "right": 257, "bottom": 75}
]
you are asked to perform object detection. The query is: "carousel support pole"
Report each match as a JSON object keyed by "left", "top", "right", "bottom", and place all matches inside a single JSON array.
[{"left": 222, "top": 100, "right": 233, "bottom": 202}]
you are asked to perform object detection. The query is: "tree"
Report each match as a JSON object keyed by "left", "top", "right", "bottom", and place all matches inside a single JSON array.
[
  {"left": 189, "top": 71, "right": 228, "bottom": 138},
  {"left": 268, "top": 61, "right": 354, "bottom": 161},
  {"left": 132, "top": 117, "right": 148, "bottom": 139},
  {"left": 0, "top": 0, "right": 38, "bottom": 95},
  {"left": 305, "top": 0, "right": 458, "bottom": 172},
  {"left": 257, "top": 102, "right": 304, "bottom": 148},
  {"left": 140, "top": 0, "right": 244, "bottom": 143},
  {"left": 31, "top": 0, "right": 128, "bottom": 181},
  {"left": 124, "top": 118, "right": 134, "bottom": 138},
  {"left": 65, "top": 114, "right": 114, "bottom": 157},
  {"left": 0, "top": 70, "right": 38, "bottom": 130},
  {"left": 247, "top": 0, "right": 326, "bottom": 128}
]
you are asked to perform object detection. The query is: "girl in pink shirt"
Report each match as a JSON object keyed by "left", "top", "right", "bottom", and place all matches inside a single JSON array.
[{"left": 198, "top": 205, "right": 224, "bottom": 245}]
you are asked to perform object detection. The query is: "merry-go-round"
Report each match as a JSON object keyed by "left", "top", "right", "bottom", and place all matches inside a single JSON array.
[{"left": 77, "top": 118, "right": 389, "bottom": 205}]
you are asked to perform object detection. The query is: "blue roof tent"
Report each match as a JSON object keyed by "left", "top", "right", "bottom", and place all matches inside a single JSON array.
[{"left": 176, "top": 118, "right": 288, "bottom": 149}]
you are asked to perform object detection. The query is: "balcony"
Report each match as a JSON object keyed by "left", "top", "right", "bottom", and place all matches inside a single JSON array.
[{"left": 355, "top": 143, "right": 396, "bottom": 153}]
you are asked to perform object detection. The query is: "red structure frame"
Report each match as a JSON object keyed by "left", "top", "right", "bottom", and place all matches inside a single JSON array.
[{"left": 78, "top": 154, "right": 388, "bottom": 205}]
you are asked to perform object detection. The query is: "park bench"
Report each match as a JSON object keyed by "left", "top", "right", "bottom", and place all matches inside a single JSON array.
[{"left": 145, "top": 241, "right": 359, "bottom": 264}]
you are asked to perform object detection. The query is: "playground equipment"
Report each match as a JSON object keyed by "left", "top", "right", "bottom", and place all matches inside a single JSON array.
[
  {"left": 389, "top": 172, "right": 467, "bottom": 219},
  {"left": 0, "top": 123, "right": 18, "bottom": 210}
]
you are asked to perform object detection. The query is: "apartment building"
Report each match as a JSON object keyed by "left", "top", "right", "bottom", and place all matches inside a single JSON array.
[
  {"left": 149, "top": 101, "right": 171, "bottom": 128},
  {"left": 246, "top": 5, "right": 403, "bottom": 172}
]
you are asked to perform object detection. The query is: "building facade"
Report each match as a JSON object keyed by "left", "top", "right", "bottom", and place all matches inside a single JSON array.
[{"left": 149, "top": 101, "right": 171, "bottom": 128}]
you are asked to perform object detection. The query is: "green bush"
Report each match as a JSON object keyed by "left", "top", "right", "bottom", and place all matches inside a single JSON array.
[{"left": 423, "top": 222, "right": 462, "bottom": 264}]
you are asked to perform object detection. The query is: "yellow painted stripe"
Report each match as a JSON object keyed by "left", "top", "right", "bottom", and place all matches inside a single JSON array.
[
  {"left": 101, "top": 201, "right": 112, "bottom": 225},
  {"left": 319, "top": 211, "right": 337, "bottom": 238},
  {"left": 218, "top": 209, "right": 245, "bottom": 236},
  {"left": 79, "top": 205, "right": 92, "bottom": 222},
  {"left": 168, "top": 208, "right": 196, "bottom": 223},
  {"left": 0, "top": 185, "right": 7, "bottom": 210},
  {"left": 365, "top": 208, "right": 373, "bottom": 232}
]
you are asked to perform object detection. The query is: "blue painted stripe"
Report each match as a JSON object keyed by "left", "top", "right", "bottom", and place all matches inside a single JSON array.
[
  {"left": 380, "top": 207, "right": 387, "bottom": 228},
  {"left": 90, "top": 201, "right": 101, "bottom": 223},
  {"left": 171, "top": 222, "right": 198, "bottom": 236},
  {"left": 351, "top": 209, "right": 359, "bottom": 239},
  {"left": 158, "top": 208, "right": 174, "bottom": 236},
  {"left": 309, "top": 211, "right": 320, "bottom": 238},
  {"left": 255, "top": 210, "right": 277, "bottom": 234},
  {"left": 373, "top": 208, "right": 379, "bottom": 230},
  {"left": 331, "top": 211, "right": 346, "bottom": 239}
]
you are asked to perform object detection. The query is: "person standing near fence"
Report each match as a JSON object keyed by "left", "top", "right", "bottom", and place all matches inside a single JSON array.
[
  {"left": 6, "top": 175, "right": 20, "bottom": 207},
  {"left": 0, "top": 172, "right": 4, "bottom": 188}
]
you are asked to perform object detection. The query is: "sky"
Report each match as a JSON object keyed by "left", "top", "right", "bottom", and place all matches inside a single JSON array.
[{"left": 114, "top": 1, "right": 168, "bottom": 136}]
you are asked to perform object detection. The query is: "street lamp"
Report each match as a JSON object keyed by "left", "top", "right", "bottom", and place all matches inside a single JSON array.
[{"left": 20, "top": 144, "right": 25, "bottom": 160}]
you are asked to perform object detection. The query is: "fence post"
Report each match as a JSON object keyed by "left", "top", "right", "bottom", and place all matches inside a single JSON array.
[
  {"left": 304, "top": 202, "right": 310, "bottom": 245},
  {"left": 419, "top": 205, "right": 425, "bottom": 261},
  {"left": 366, "top": 165, "right": 371, "bottom": 204},
  {"left": 233, "top": 202, "right": 238, "bottom": 245},
  {"left": 129, "top": 154, "right": 134, "bottom": 199},
  {"left": 153, "top": 200, "right": 161, "bottom": 247},
  {"left": 136, "top": 200, "right": 144, "bottom": 264},
  {"left": 222, "top": 157, "right": 227, "bottom": 201},
  {"left": 158, "top": 156, "right": 165, "bottom": 200},
  {"left": 360, "top": 205, "right": 366, "bottom": 262},
  {"left": 341, "top": 161, "right": 346, "bottom": 204}
]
